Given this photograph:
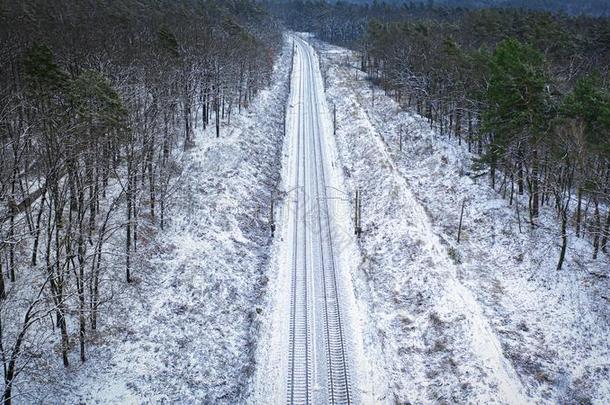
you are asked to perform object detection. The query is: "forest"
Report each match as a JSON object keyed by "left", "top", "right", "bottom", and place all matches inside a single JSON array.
[
  {"left": 1, "top": 0, "right": 609, "bottom": 402},
  {"left": 267, "top": 0, "right": 610, "bottom": 271},
  {"left": 0, "top": 0, "right": 279, "bottom": 402},
  {"left": 339, "top": 0, "right": 610, "bottom": 17}
]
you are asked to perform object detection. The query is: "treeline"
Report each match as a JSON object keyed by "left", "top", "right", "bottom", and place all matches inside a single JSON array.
[
  {"left": 364, "top": 0, "right": 610, "bottom": 17},
  {"left": 270, "top": 1, "right": 610, "bottom": 270},
  {"left": 0, "top": 0, "right": 279, "bottom": 401}
]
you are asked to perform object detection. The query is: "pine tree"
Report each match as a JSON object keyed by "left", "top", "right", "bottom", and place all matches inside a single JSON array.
[{"left": 482, "top": 38, "right": 549, "bottom": 223}]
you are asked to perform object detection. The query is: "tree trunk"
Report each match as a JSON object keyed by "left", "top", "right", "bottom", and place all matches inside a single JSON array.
[
  {"left": 183, "top": 81, "right": 192, "bottom": 149},
  {"left": 531, "top": 149, "right": 539, "bottom": 221},
  {"left": 0, "top": 251, "right": 5, "bottom": 300},
  {"left": 601, "top": 209, "right": 610, "bottom": 253},
  {"left": 593, "top": 200, "right": 600, "bottom": 260},
  {"left": 215, "top": 90, "right": 220, "bottom": 138},
  {"left": 576, "top": 187, "right": 582, "bottom": 237},
  {"left": 8, "top": 213, "right": 15, "bottom": 282},
  {"left": 557, "top": 206, "right": 568, "bottom": 270},
  {"left": 455, "top": 107, "right": 461, "bottom": 146},
  {"left": 126, "top": 158, "right": 133, "bottom": 283},
  {"left": 518, "top": 163, "right": 524, "bottom": 195}
]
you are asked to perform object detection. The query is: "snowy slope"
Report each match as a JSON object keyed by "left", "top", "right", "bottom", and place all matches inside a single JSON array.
[
  {"left": 24, "top": 38, "right": 292, "bottom": 404},
  {"left": 311, "top": 38, "right": 610, "bottom": 404}
]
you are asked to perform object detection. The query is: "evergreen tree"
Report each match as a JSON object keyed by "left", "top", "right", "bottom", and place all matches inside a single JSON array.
[{"left": 483, "top": 38, "right": 549, "bottom": 222}]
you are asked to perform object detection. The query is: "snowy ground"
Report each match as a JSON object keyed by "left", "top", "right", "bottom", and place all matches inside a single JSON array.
[
  {"left": 16, "top": 33, "right": 609, "bottom": 404},
  {"left": 311, "top": 37, "right": 610, "bottom": 404},
  {"left": 19, "top": 38, "right": 291, "bottom": 404}
]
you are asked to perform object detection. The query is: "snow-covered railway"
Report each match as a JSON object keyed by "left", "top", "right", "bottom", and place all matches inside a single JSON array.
[
  {"left": 285, "top": 37, "right": 353, "bottom": 404},
  {"left": 286, "top": 34, "right": 313, "bottom": 404}
]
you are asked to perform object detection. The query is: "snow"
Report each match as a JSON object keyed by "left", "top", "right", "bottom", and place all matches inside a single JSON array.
[
  {"left": 302, "top": 37, "right": 390, "bottom": 404},
  {"left": 311, "top": 36, "right": 610, "bottom": 404},
  {"left": 251, "top": 33, "right": 384, "bottom": 404},
  {"left": 14, "top": 31, "right": 608, "bottom": 404},
  {"left": 19, "top": 36, "right": 292, "bottom": 404}
]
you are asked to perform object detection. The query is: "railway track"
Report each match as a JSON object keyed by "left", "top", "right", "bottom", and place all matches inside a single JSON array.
[
  {"left": 286, "top": 38, "right": 312, "bottom": 404},
  {"left": 286, "top": 36, "right": 352, "bottom": 405}
]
